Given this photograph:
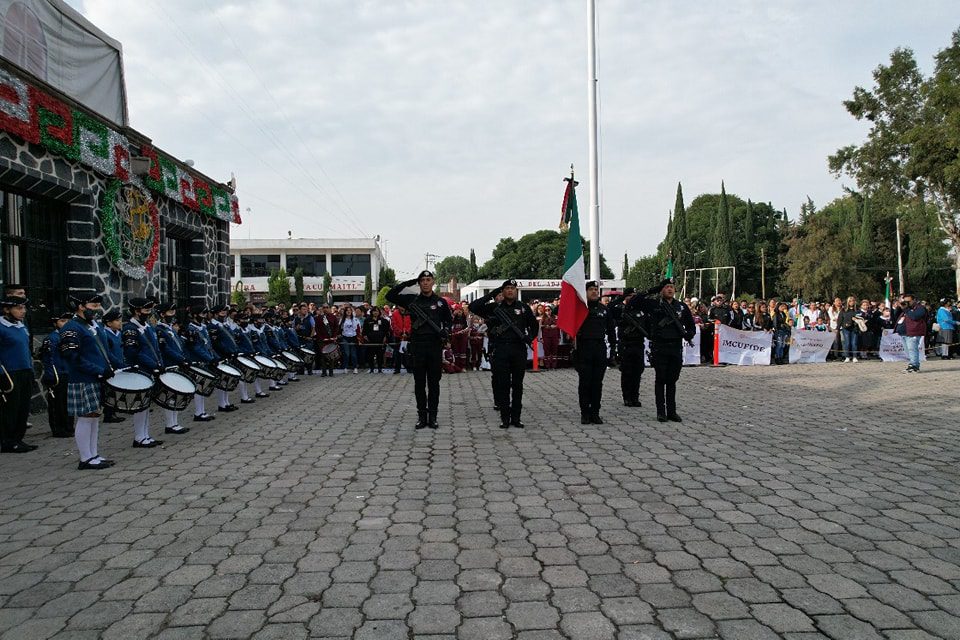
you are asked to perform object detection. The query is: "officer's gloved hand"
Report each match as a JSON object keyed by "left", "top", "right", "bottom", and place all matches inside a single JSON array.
[
  {"left": 490, "top": 287, "right": 503, "bottom": 298},
  {"left": 645, "top": 283, "right": 663, "bottom": 296}
]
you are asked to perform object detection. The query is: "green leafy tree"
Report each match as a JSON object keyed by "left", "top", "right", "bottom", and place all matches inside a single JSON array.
[
  {"left": 621, "top": 252, "right": 629, "bottom": 279},
  {"left": 469, "top": 248, "right": 478, "bottom": 281},
  {"left": 293, "top": 268, "right": 305, "bottom": 301},
  {"left": 231, "top": 282, "right": 247, "bottom": 306},
  {"left": 376, "top": 286, "right": 391, "bottom": 307},
  {"left": 710, "top": 182, "right": 735, "bottom": 290},
  {"left": 625, "top": 255, "right": 661, "bottom": 292},
  {"left": 434, "top": 255, "right": 474, "bottom": 283},
  {"left": 378, "top": 265, "right": 396, "bottom": 288},
  {"left": 322, "top": 273, "right": 332, "bottom": 302},
  {"left": 856, "top": 196, "right": 875, "bottom": 258},
  {"left": 363, "top": 274, "right": 372, "bottom": 302},
  {"left": 478, "top": 229, "right": 614, "bottom": 279},
  {"left": 266, "top": 268, "right": 291, "bottom": 307},
  {"left": 668, "top": 182, "right": 687, "bottom": 273}
]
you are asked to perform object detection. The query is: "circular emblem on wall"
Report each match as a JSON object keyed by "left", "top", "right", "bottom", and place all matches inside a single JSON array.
[{"left": 99, "top": 179, "right": 161, "bottom": 279}]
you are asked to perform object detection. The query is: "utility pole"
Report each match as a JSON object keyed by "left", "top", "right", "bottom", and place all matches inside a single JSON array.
[
  {"left": 895, "top": 217, "right": 905, "bottom": 295},
  {"left": 424, "top": 253, "right": 441, "bottom": 272},
  {"left": 760, "top": 247, "right": 766, "bottom": 300}
]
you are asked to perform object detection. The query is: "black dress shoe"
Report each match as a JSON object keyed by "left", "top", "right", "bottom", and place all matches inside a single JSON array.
[
  {"left": 78, "top": 458, "right": 110, "bottom": 470},
  {"left": 590, "top": 415, "right": 603, "bottom": 425},
  {"left": 623, "top": 400, "right": 641, "bottom": 407},
  {"left": 511, "top": 420, "right": 525, "bottom": 429},
  {"left": 499, "top": 420, "right": 510, "bottom": 429},
  {"left": 219, "top": 405, "right": 239, "bottom": 412},
  {"left": 415, "top": 412, "right": 427, "bottom": 429},
  {"left": 241, "top": 398, "right": 255, "bottom": 404},
  {"left": 657, "top": 414, "right": 668, "bottom": 423},
  {"left": 1, "top": 442, "right": 31, "bottom": 453},
  {"left": 193, "top": 414, "right": 215, "bottom": 422},
  {"left": 103, "top": 416, "right": 126, "bottom": 423},
  {"left": 667, "top": 413, "right": 682, "bottom": 423},
  {"left": 581, "top": 415, "right": 591, "bottom": 425},
  {"left": 428, "top": 414, "right": 438, "bottom": 429},
  {"left": 165, "top": 426, "right": 190, "bottom": 434},
  {"left": 19, "top": 441, "right": 38, "bottom": 451},
  {"left": 255, "top": 392, "right": 270, "bottom": 398},
  {"left": 98, "top": 458, "right": 115, "bottom": 466},
  {"left": 132, "top": 439, "right": 158, "bottom": 448}
]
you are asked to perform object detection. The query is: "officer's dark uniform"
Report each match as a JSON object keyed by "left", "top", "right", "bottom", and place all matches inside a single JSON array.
[
  {"left": 386, "top": 271, "right": 452, "bottom": 429},
  {"left": 632, "top": 280, "right": 696, "bottom": 421},
  {"left": 615, "top": 288, "right": 647, "bottom": 407},
  {"left": 469, "top": 279, "right": 538, "bottom": 429},
  {"left": 575, "top": 281, "right": 613, "bottom": 424}
]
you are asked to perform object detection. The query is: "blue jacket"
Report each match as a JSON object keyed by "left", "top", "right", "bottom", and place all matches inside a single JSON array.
[
  {"left": 265, "top": 326, "right": 282, "bottom": 354},
  {"left": 207, "top": 320, "right": 239, "bottom": 358},
  {"left": 937, "top": 306, "right": 956, "bottom": 331},
  {"left": 0, "top": 317, "right": 33, "bottom": 372},
  {"left": 284, "top": 327, "right": 300, "bottom": 348},
  {"left": 59, "top": 317, "right": 110, "bottom": 383},
  {"left": 248, "top": 327, "right": 269, "bottom": 356},
  {"left": 122, "top": 320, "right": 163, "bottom": 371},
  {"left": 156, "top": 322, "right": 188, "bottom": 366},
  {"left": 184, "top": 323, "right": 216, "bottom": 363},
  {"left": 100, "top": 327, "right": 125, "bottom": 369},
  {"left": 38, "top": 329, "right": 67, "bottom": 383},
  {"left": 233, "top": 326, "right": 256, "bottom": 354}
]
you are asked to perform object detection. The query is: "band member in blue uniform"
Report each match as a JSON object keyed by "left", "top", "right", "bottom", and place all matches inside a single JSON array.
[
  {"left": 156, "top": 302, "right": 191, "bottom": 435},
  {"left": 59, "top": 294, "right": 114, "bottom": 468},
  {"left": 99, "top": 309, "right": 127, "bottom": 424},
  {"left": 0, "top": 295, "right": 37, "bottom": 453},
  {"left": 123, "top": 297, "right": 164, "bottom": 447},
  {"left": 386, "top": 270, "right": 452, "bottom": 429},
  {"left": 207, "top": 305, "right": 240, "bottom": 412},
  {"left": 39, "top": 312, "right": 73, "bottom": 437},
  {"left": 263, "top": 312, "right": 289, "bottom": 386},
  {"left": 249, "top": 314, "right": 280, "bottom": 393},
  {"left": 232, "top": 313, "right": 260, "bottom": 401},
  {"left": 183, "top": 306, "right": 216, "bottom": 421}
]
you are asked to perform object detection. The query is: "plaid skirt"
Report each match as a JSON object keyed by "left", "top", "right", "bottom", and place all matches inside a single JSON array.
[{"left": 67, "top": 382, "right": 101, "bottom": 416}]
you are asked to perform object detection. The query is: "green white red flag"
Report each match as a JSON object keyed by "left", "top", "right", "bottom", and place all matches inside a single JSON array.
[{"left": 557, "top": 174, "right": 588, "bottom": 337}]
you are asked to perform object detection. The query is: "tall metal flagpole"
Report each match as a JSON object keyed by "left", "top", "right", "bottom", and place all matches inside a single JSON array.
[{"left": 586, "top": 0, "right": 601, "bottom": 282}]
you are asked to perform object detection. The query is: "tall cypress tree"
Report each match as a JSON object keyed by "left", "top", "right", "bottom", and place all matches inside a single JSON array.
[
  {"left": 744, "top": 199, "right": 755, "bottom": 249},
  {"left": 669, "top": 182, "right": 687, "bottom": 269},
  {"left": 857, "top": 197, "right": 875, "bottom": 257},
  {"left": 711, "top": 182, "right": 735, "bottom": 289},
  {"left": 469, "top": 248, "right": 478, "bottom": 281},
  {"left": 621, "top": 252, "right": 629, "bottom": 279}
]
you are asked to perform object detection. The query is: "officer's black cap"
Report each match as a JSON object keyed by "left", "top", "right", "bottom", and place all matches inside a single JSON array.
[
  {"left": 501, "top": 279, "right": 518, "bottom": 289},
  {"left": 129, "top": 297, "right": 155, "bottom": 310},
  {"left": 68, "top": 293, "right": 102, "bottom": 307},
  {"left": 585, "top": 281, "right": 599, "bottom": 290},
  {"left": 157, "top": 301, "right": 177, "bottom": 314},
  {"left": 623, "top": 287, "right": 636, "bottom": 295},
  {"left": 418, "top": 270, "right": 435, "bottom": 281},
  {"left": 102, "top": 310, "right": 122, "bottom": 323},
  {"left": 659, "top": 279, "right": 674, "bottom": 289}
]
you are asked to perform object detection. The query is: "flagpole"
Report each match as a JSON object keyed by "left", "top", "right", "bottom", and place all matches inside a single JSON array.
[{"left": 586, "top": 0, "right": 601, "bottom": 282}]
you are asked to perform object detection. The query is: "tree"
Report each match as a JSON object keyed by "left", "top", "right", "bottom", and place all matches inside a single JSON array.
[
  {"left": 293, "top": 267, "right": 305, "bottom": 301},
  {"left": 231, "top": 283, "right": 247, "bottom": 307},
  {"left": 668, "top": 182, "right": 687, "bottom": 273},
  {"left": 710, "top": 182, "right": 735, "bottom": 290},
  {"left": 469, "top": 248, "right": 478, "bottom": 281},
  {"left": 856, "top": 196, "right": 875, "bottom": 258},
  {"left": 783, "top": 209, "right": 875, "bottom": 300},
  {"left": 830, "top": 30, "right": 960, "bottom": 295},
  {"left": 621, "top": 252, "right": 629, "bottom": 279},
  {"left": 363, "top": 273, "right": 372, "bottom": 302},
  {"left": 322, "top": 272, "right": 332, "bottom": 303},
  {"left": 435, "top": 255, "right": 474, "bottom": 283},
  {"left": 376, "top": 286, "right": 391, "bottom": 307},
  {"left": 378, "top": 265, "right": 396, "bottom": 288},
  {"left": 625, "top": 255, "right": 661, "bottom": 292},
  {"left": 266, "top": 268, "right": 291, "bottom": 306},
  {"left": 478, "top": 229, "right": 614, "bottom": 279}
]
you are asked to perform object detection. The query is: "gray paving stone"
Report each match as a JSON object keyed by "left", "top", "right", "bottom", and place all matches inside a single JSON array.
[
  {"left": 506, "top": 601, "right": 561, "bottom": 630},
  {"left": 458, "top": 616, "right": 514, "bottom": 640},
  {"left": 815, "top": 614, "right": 884, "bottom": 640}
]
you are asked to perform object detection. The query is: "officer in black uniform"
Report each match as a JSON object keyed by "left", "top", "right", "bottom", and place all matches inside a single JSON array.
[
  {"left": 574, "top": 280, "right": 612, "bottom": 424},
  {"left": 630, "top": 279, "right": 696, "bottom": 422},
  {"left": 615, "top": 288, "right": 648, "bottom": 407},
  {"left": 386, "top": 270, "right": 452, "bottom": 429},
  {"left": 469, "top": 279, "right": 538, "bottom": 429}
]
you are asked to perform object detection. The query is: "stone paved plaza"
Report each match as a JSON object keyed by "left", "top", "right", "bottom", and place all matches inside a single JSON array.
[{"left": 1, "top": 361, "right": 960, "bottom": 640}]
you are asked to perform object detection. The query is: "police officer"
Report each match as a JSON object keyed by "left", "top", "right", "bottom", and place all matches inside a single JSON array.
[
  {"left": 615, "top": 288, "right": 648, "bottom": 407},
  {"left": 631, "top": 279, "right": 696, "bottom": 422},
  {"left": 469, "top": 279, "right": 537, "bottom": 429},
  {"left": 574, "top": 281, "right": 613, "bottom": 424},
  {"left": 386, "top": 270, "right": 452, "bottom": 429}
]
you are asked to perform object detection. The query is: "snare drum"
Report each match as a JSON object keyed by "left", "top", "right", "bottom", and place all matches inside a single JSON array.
[
  {"left": 102, "top": 370, "right": 154, "bottom": 414},
  {"left": 153, "top": 371, "right": 197, "bottom": 411},
  {"left": 234, "top": 355, "right": 262, "bottom": 383},
  {"left": 214, "top": 362, "right": 242, "bottom": 391},
  {"left": 320, "top": 342, "right": 341, "bottom": 367},
  {"left": 279, "top": 350, "right": 304, "bottom": 368},
  {"left": 254, "top": 354, "right": 285, "bottom": 381},
  {"left": 299, "top": 346, "right": 316, "bottom": 366},
  {"left": 184, "top": 364, "right": 217, "bottom": 397}
]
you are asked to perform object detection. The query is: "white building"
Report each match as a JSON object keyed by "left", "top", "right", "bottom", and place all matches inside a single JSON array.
[
  {"left": 460, "top": 279, "right": 626, "bottom": 304},
  {"left": 229, "top": 238, "right": 384, "bottom": 304}
]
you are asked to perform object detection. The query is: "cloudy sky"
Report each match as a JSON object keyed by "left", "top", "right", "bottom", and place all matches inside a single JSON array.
[{"left": 67, "top": 0, "right": 958, "bottom": 279}]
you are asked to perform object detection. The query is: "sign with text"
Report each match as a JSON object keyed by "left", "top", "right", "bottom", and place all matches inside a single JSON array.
[
  {"left": 789, "top": 329, "right": 834, "bottom": 364},
  {"left": 879, "top": 329, "right": 926, "bottom": 362},
  {"left": 717, "top": 325, "right": 771, "bottom": 366}
]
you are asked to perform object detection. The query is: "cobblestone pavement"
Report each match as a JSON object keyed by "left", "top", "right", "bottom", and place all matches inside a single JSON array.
[{"left": 2, "top": 360, "right": 960, "bottom": 639}]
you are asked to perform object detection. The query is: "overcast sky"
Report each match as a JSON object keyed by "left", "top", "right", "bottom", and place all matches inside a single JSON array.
[{"left": 68, "top": 0, "right": 958, "bottom": 280}]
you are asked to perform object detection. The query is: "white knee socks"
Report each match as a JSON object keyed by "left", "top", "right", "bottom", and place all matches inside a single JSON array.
[
  {"left": 254, "top": 379, "right": 263, "bottom": 394},
  {"left": 89, "top": 418, "right": 100, "bottom": 459},
  {"left": 75, "top": 417, "right": 93, "bottom": 461},
  {"left": 218, "top": 389, "right": 229, "bottom": 407},
  {"left": 133, "top": 409, "right": 150, "bottom": 441},
  {"left": 164, "top": 409, "right": 178, "bottom": 428},
  {"left": 239, "top": 381, "right": 251, "bottom": 401},
  {"left": 194, "top": 395, "right": 205, "bottom": 416}
]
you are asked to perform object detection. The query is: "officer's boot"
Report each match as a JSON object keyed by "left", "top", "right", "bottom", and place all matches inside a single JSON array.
[
  {"left": 655, "top": 384, "right": 667, "bottom": 422},
  {"left": 427, "top": 411, "right": 439, "bottom": 429},
  {"left": 499, "top": 409, "right": 510, "bottom": 429},
  {"left": 415, "top": 410, "right": 427, "bottom": 429}
]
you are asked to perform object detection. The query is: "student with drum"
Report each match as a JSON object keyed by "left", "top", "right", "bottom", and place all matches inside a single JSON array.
[
  {"left": 38, "top": 312, "right": 73, "bottom": 438},
  {"left": 295, "top": 303, "right": 316, "bottom": 375},
  {"left": 208, "top": 305, "right": 241, "bottom": 412},
  {"left": 122, "top": 298, "right": 165, "bottom": 447},
  {"left": 314, "top": 303, "right": 339, "bottom": 377},
  {"left": 183, "top": 306, "right": 217, "bottom": 422},
  {"left": 59, "top": 294, "right": 114, "bottom": 468},
  {"left": 0, "top": 294, "right": 38, "bottom": 453},
  {"left": 236, "top": 314, "right": 268, "bottom": 400},
  {"left": 155, "top": 302, "right": 192, "bottom": 435},
  {"left": 263, "top": 312, "right": 290, "bottom": 385},
  {"left": 99, "top": 310, "right": 127, "bottom": 424}
]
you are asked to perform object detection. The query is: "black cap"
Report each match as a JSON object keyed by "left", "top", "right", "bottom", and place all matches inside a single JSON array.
[
  {"left": 157, "top": 301, "right": 177, "bottom": 314},
  {"left": 659, "top": 279, "right": 674, "bottom": 289},
  {"left": 211, "top": 304, "right": 228, "bottom": 314},
  {"left": 585, "top": 281, "right": 599, "bottom": 290},
  {"left": 102, "top": 310, "right": 122, "bottom": 323},
  {"left": 190, "top": 304, "right": 208, "bottom": 316},
  {"left": 51, "top": 312, "right": 72, "bottom": 323},
  {"left": 418, "top": 270, "right": 435, "bottom": 281},
  {"left": 1, "top": 295, "right": 28, "bottom": 307},
  {"left": 3, "top": 283, "right": 24, "bottom": 291},
  {"left": 129, "top": 297, "right": 155, "bottom": 310},
  {"left": 623, "top": 287, "right": 636, "bottom": 295},
  {"left": 501, "top": 279, "right": 518, "bottom": 289},
  {"left": 68, "top": 293, "right": 103, "bottom": 307}
]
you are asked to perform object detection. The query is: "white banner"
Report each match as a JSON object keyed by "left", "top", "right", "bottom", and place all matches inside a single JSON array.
[
  {"left": 641, "top": 326, "right": 702, "bottom": 366},
  {"left": 717, "top": 325, "right": 771, "bottom": 366},
  {"left": 789, "top": 329, "right": 834, "bottom": 364},
  {"left": 879, "top": 329, "right": 926, "bottom": 362}
]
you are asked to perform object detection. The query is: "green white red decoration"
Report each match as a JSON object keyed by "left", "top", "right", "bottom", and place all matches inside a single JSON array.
[{"left": 99, "top": 179, "right": 161, "bottom": 279}]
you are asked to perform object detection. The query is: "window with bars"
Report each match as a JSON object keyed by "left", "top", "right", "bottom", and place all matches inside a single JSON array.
[{"left": 165, "top": 236, "right": 192, "bottom": 311}]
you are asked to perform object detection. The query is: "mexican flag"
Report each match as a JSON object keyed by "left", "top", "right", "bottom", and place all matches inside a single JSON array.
[
  {"left": 884, "top": 276, "right": 892, "bottom": 309},
  {"left": 557, "top": 177, "right": 588, "bottom": 337},
  {"left": 665, "top": 256, "right": 674, "bottom": 279}
]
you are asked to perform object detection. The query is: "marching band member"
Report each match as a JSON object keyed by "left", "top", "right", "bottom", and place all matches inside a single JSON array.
[
  {"left": 123, "top": 298, "right": 164, "bottom": 447},
  {"left": 314, "top": 303, "right": 339, "bottom": 377},
  {"left": 263, "top": 311, "right": 289, "bottom": 385},
  {"left": 249, "top": 314, "right": 281, "bottom": 393},
  {"left": 0, "top": 295, "right": 37, "bottom": 453},
  {"left": 450, "top": 305, "right": 470, "bottom": 371},
  {"left": 39, "top": 312, "right": 73, "bottom": 437},
  {"left": 207, "top": 305, "right": 240, "bottom": 412},
  {"left": 99, "top": 310, "right": 126, "bottom": 423},
  {"left": 59, "top": 294, "right": 113, "bottom": 468},
  {"left": 272, "top": 314, "right": 299, "bottom": 381},
  {"left": 295, "top": 303, "right": 315, "bottom": 375},
  {"left": 183, "top": 306, "right": 216, "bottom": 421},
  {"left": 155, "top": 302, "right": 190, "bottom": 435},
  {"left": 233, "top": 314, "right": 263, "bottom": 401}
]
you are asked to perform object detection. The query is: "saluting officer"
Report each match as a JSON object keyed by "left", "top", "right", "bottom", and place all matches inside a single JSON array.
[
  {"left": 615, "top": 288, "right": 648, "bottom": 407},
  {"left": 386, "top": 270, "right": 452, "bottom": 429},
  {"left": 630, "top": 279, "right": 696, "bottom": 422},
  {"left": 155, "top": 302, "right": 190, "bottom": 435},
  {"left": 574, "top": 281, "right": 613, "bottom": 424},
  {"left": 469, "top": 279, "right": 538, "bottom": 429},
  {"left": 123, "top": 297, "right": 164, "bottom": 447}
]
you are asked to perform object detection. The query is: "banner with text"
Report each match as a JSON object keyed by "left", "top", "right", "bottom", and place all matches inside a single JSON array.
[
  {"left": 718, "top": 325, "right": 771, "bottom": 366},
  {"left": 788, "top": 329, "right": 834, "bottom": 364},
  {"left": 879, "top": 329, "right": 926, "bottom": 362}
]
